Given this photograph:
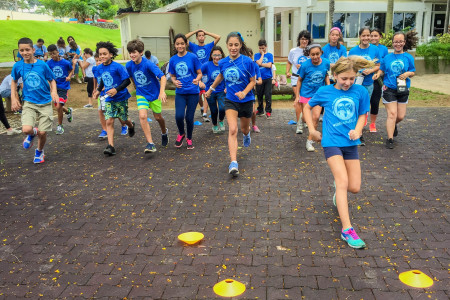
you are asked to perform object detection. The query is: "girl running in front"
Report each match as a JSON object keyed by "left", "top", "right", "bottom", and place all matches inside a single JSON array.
[
  {"left": 348, "top": 27, "right": 380, "bottom": 146},
  {"left": 369, "top": 28, "right": 389, "bottom": 133},
  {"left": 205, "top": 32, "right": 256, "bottom": 176},
  {"left": 372, "top": 31, "right": 417, "bottom": 149},
  {"left": 293, "top": 44, "right": 330, "bottom": 152},
  {"left": 201, "top": 46, "right": 226, "bottom": 133},
  {"left": 169, "top": 33, "right": 202, "bottom": 149},
  {"left": 304, "top": 56, "right": 375, "bottom": 249},
  {"left": 286, "top": 30, "right": 311, "bottom": 134}
]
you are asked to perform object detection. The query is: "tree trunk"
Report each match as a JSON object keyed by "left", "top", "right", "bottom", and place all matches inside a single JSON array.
[
  {"left": 385, "top": 0, "right": 394, "bottom": 33},
  {"left": 329, "top": 0, "right": 335, "bottom": 32},
  {"left": 444, "top": 0, "right": 450, "bottom": 34}
]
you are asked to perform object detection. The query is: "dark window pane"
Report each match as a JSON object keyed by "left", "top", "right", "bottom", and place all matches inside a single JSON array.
[
  {"left": 307, "top": 13, "right": 312, "bottom": 34},
  {"left": 312, "top": 13, "right": 326, "bottom": 39},
  {"left": 275, "top": 14, "right": 281, "bottom": 41},
  {"left": 393, "top": 12, "right": 404, "bottom": 32},
  {"left": 360, "top": 13, "right": 373, "bottom": 28},
  {"left": 333, "top": 13, "right": 346, "bottom": 36},
  {"left": 374, "top": 13, "right": 386, "bottom": 30},
  {"left": 404, "top": 13, "right": 416, "bottom": 29},
  {"left": 346, "top": 13, "right": 359, "bottom": 38}
]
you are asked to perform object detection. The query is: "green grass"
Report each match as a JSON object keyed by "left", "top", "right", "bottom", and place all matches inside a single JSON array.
[{"left": 0, "top": 20, "right": 121, "bottom": 62}]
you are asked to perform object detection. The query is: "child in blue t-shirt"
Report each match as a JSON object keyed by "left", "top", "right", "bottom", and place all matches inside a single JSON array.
[
  {"left": 246, "top": 48, "right": 262, "bottom": 134},
  {"left": 34, "top": 38, "right": 48, "bottom": 61},
  {"left": 47, "top": 44, "right": 75, "bottom": 135},
  {"left": 169, "top": 34, "right": 202, "bottom": 150},
  {"left": 322, "top": 27, "right": 347, "bottom": 66},
  {"left": 126, "top": 39, "right": 169, "bottom": 153},
  {"left": 205, "top": 32, "right": 256, "bottom": 177},
  {"left": 372, "top": 31, "right": 416, "bottom": 149},
  {"left": 294, "top": 44, "right": 330, "bottom": 152},
  {"left": 304, "top": 56, "right": 375, "bottom": 249},
  {"left": 11, "top": 37, "right": 58, "bottom": 164},
  {"left": 254, "top": 39, "right": 274, "bottom": 118},
  {"left": 92, "top": 41, "right": 136, "bottom": 156}
]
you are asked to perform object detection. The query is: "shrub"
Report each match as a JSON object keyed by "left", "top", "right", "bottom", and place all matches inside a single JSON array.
[{"left": 416, "top": 43, "right": 450, "bottom": 73}]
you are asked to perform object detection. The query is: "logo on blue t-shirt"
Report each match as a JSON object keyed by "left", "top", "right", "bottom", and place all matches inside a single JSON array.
[
  {"left": 329, "top": 52, "right": 340, "bottom": 64},
  {"left": 262, "top": 57, "right": 269, "bottom": 64},
  {"left": 297, "top": 56, "right": 308, "bottom": 65},
  {"left": 310, "top": 71, "right": 325, "bottom": 84},
  {"left": 212, "top": 70, "right": 220, "bottom": 80},
  {"left": 25, "top": 71, "right": 41, "bottom": 88},
  {"left": 102, "top": 72, "right": 114, "bottom": 87},
  {"left": 52, "top": 66, "right": 64, "bottom": 78},
  {"left": 197, "top": 49, "right": 206, "bottom": 60},
  {"left": 224, "top": 67, "right": 240, "bottom": 83},
  {"left": 390, "top": 60, "right": 404, "bottom": 75},
  {"left": 176, "top": 62, "right": 189, "bottom": 76},
  {"left": 362, "top": 55, "right": 372, "bottom": 61},
  {"left": 134, "top": 71, "right": 148, "bottom": 85},
  {"left": 202, "top": 75, "right": 208, "bottom": 83},
  {"left": 333, "top": 96, "right": 356, "bottom": 121}
]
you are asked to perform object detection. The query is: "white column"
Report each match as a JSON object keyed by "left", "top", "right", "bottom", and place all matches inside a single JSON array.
[
  {"left": 291, "top": 8, "right": 301, "bottom": 49},
  {"left": 300, "top": 8, "right": 307, "bottom": 35},
  {"left": 265, "top": 6, "right": 275, "bottom": 54},
  {"left": 281, "top": 10, "right": 290, "bottom": 56}
]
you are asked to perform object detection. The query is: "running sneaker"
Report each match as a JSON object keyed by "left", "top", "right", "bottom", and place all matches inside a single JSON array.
[
  {"left": 202, "top": 114, "right": 210, "bottom": 122},
  {"left": 104, "top": 144, "right": 116, "bottom": 156},
  {"left": 219, "top": 121, "right": 225, "bottom": 131},
  {"left": 67, "top": 107, "right": 73, "bottom": 122},
  {"left": 266, "top": 112, "right": 271, "bottom": 119},
  {"left": 76, "top": 77, "right": 82, "bottom": 84},
  {"left": 33, "top": 149, "right": 45, "bottom": 164},
  {"left": 144, "top": 143, "right": 157, "bottom": 153},
  {"left": 56, "top": 125, "right": 64, "bottom": 135},
  {"left": 256, "top": 111, "right": 264, "bottom": 116},
  {"left": 186, "top": 138, "right": 194, "bottom": 149},
  {"left": 6, "top": 128, "right": 21, "bottom": 135},
  {"left": 84, "top": 104, "right": 93, "bottom": 108},
  {"left": 175, "top": 134, "right": 185, "bottom": 148},
  {"left": 341, "top": 227, "right": 366, "bottom": 249},
  {"left": 121, "top": 125, "right": 128, "bottom": 135},
  {"left": 23, "top": 130, "right": 36, "bottom": 149},
  {"left": 386, "top": 138, "right": 394, "bottom": 149},
  {"left": 98, "top": 130, "right": 107, "bottom": 139},
  {"left": 369, "top": 123, "right": 377, "bottom": 133},
  {"left": 252, "top": 125, "right": 260, "bottom": 133},
  {"left": 128, "top": 121, "right": 136, "bottom": 137},
  {"left": 229, "top": 161, "right": 239, "bottom": 176},
  {"left": 306, "top": 139, "right": 315, "bottom": 152},
  {"left": 394, "top": 124, "right": 398, "bottom": 137},
  {"left": 243, "top": 132, "right": 251, "bottom": 147},
  {"left": 212, "top": 126, "right": 220, "bottom": 134},
  {"left": 359, "top": 135, "right": 366, "bottom": 146},
  {"left": 161, "top": 128, "right": 169, "bottom": 147},
  {"left": 296, "top": 122, "right": 303, "bottom": 134}
]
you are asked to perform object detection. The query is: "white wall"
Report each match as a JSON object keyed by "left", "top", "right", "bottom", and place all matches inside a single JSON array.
[{"left": 0, "top": 10, "right": 69, "bottom": 21}]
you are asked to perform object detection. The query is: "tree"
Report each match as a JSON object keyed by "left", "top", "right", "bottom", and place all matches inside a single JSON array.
[
  {"left": 328, "top": 0, "right": 334, "bottom": 32},
  {"left": 39, "top": 0, "right": 117, "bottom": 21},
  {"left": 385, "top": 0, "right": 394, "bottom": 33}
]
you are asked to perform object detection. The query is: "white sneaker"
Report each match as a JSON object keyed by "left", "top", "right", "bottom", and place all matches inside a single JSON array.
[
  {"left": 306, "top": 139, "right": 315, "bottom": 152},
  {"left": 7, "top": 128, "right": 21, "bottom": 135},
  {"left": 296, "top": 122, "right": 303, "bottom": 134},
  {"left": 56, "top": 125, "right": 64, "bottom": 135}
]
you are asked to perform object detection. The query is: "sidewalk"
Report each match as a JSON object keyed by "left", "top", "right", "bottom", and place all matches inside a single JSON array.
[{"left": 411, "top": 74, "right": 450, "bottom": 95}]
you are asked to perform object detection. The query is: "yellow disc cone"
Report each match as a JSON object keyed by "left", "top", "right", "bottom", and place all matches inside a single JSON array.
[
  {"left": 178, "top": 232, "right": 204, "bottom": 245},
  {"left": 399, "top": 270, "right": 433, "bottom": 288},
  {"left": 213, "top": 279, "right": 246, "bottom": 297}
]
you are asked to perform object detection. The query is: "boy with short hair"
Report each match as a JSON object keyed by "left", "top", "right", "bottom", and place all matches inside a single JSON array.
[
  {"left": 126, "top": 39, "right": 168, "bottom": 153},
  {"left": 11, "top": 37, "right": 58, "bottom": 163},
  {"left": 47, "top": 44, "right": 74, "bottom": 134},
  {"left": 92, "top": 41, "right": 136, "bottom": 156}
]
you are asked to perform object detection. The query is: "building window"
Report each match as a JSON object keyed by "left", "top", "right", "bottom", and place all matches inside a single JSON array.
[
  {"left": 333, "top": 12, "right": 387, "bottom": 38},
  {"left": 374, "top": 13, "right": 386, "bottom": 30},
  {"left": 275, "top": 14, "right": 281, "bottom": 41},
  {"left": 393, "top": 12, "right": 416, "bottom": 32},
  {"left": 307, "top": 13, "right": 326, "bottom": 39}
]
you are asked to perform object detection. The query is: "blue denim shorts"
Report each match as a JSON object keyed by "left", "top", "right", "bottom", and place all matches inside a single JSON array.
[{"left": 323, "top": 146, "right": 359, "bottom": 160}]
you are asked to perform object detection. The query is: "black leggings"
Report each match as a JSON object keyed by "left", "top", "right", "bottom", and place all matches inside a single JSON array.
[
  {"left": 256, "top": 78, "right": 272, "bottom": 113},
  {"left": 370, "top": 78, "right": 382, "bottom": 115},
  {"left": 0, "top": 95, "right": 11, "bottom": 129}
]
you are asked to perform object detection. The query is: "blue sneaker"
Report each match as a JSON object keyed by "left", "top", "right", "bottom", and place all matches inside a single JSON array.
[
  {"left": 98, "top": 130, "right": 107, "bottom": 139},
  {"left": 121, "top": 125, "right": 128, "bottom": 135},
  {"left": 243, "top": 132, "right": 251, "bottom": 147},
  {"left": 33, "top": 149, "right": 45, "bottom": 164},
  {"left": 229, "top": 161, "right": 239, "bottom": 177},
  {"left": 341, "top": 227, "right": 366, "bottom": 249},
  {"left": 144, "top": 143, "right": 157, "bottom": 153},
  {"left": 23, "top": 130, "right": 36, "bottom": 149}
]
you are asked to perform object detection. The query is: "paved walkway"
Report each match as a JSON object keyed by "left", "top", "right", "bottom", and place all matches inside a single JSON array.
[{"left": 0, "top": 108, "right": 448, "bottom": 299}]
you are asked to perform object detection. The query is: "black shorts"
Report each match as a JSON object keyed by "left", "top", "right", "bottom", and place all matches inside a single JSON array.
[
  {"left": 57, "top": 88, "right": 68, "bottom": 105},
  {"left": 323, "top": 146, "right": 359, "bottom": 160},
  {"left": 224, "top": 99, "right": 253, "bottom": 118},
  {"left": 382, "top": 86, "right": 409, "bottom": 104},
  {"left": 85, "top": 77, "right": 94, "bottom": 97}
]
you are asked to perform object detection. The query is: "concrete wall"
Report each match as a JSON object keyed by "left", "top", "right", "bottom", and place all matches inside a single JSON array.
[{"left": 0, "top": 10, "right": 69, "bottom": 21}]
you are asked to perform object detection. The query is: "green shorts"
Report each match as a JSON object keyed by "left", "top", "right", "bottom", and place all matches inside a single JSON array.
[
  {"left": 136, "top": 95, "right": 162, "bottom": 114},
  {"left": 21, "top": 101, "right": 53, "bottom": 132},
  {"left": 104, "top": 100, "right": 128, "bottom": 120}
]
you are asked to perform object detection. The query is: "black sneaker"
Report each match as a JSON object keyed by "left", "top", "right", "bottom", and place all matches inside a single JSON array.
[
  {"left": 394, "top": 125, "right": 398, "bottom": 137},
  {"left": 256, "top": 111, "right": 264, "bottom": 116},
  {"left": 359, "top": 135, "right": 366, "bottom": 146},
  {"left": 128, "top": 121, "right": 136, "bottom": 137},
  {"left": 104, "top": 144, "right": 116, "bottom": 156},
  {"left": 161, "top": 128, "right": 169, "bottom": 147},
  {"left": 386, "top": 138, "right": 394, "bottom": 149}
]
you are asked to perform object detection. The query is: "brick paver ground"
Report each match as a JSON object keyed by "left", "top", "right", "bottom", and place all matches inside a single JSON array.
[{"left": 0, "top": 107, "right": 448, "bottom": 299}]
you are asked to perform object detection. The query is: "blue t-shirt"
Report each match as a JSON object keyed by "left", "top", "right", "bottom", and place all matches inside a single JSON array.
[
  {"left": 189, "top": 41, "right": 215, "bottom": 64},
  {"left": 33, "top": 44, "right": 47, "bottom": 57},
  {"left": 126, "top": 57, "right": 164, "bottom": 101},
  {"left": 96, "top": 61, "right": 131, "bottom": 102},
  {"left": 298, "top": 58, "right": 331, "bottom": 98},
  {"left": 11, "top": 59, "right": 55, "bottom": 105},
  {"left": 47, "top": 59, "right": 73, "bottom": 90},
  {"left": 309, "top": 84, "right": 370, "bottom": 147},
  {"left": 169, "top": 52, "right": 202, "bottom": 95},
  {"left": 57, "top": 46, "right": 66, "bottom": 59},
  {"left": 322, "top": 44, "right": 347, "bottom": 64},
  {"left": 349, "top": 45, "right": 380, "bottom": 86},
  {"left": 92, "top": 66, "right": 105, "bottom": 97},
  {"left": 218, "top": 55, "right": 256, "bottom": 103},
  {"left": 380, "top": 52, "right": 415, "bottom": 89},
  {"left": 201, "top": 61, "right": 225, "bottom": 93},
  {"left": 374, "top": 44, "right": 389, "bottom": 59},
  {"left": 253, "top": 61, "right": 261, "bottom": 81},
  {"left": 254, "top": 52, "right": 274, "bottom": 80}
]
